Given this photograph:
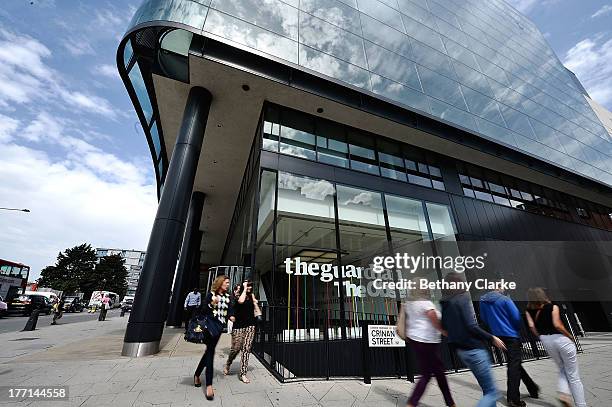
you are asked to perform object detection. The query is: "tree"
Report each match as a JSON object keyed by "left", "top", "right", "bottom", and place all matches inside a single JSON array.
[
  {"left": 89, "top": 254, "right": 128, "bottom": 299},
  {"left": 38, "top": 244, "right": 97, "bottom": 294}
]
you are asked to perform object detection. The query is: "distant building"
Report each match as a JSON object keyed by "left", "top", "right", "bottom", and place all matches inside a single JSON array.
[{"left": 95, "top": 248, "right": 146, "bottom": 298}]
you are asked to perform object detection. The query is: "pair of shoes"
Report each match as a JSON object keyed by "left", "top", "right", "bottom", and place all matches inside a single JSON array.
[
  {"left": 239, "top": 375, "right": 251, "bottom": 384},
  {"left": 205, "top": 386, "right": 214, "bottom": 401},
  {"left": 223, "top": 365, "right": 229, "bottom": 376},
  {"left": 193, "top": 375, "right": 201, "bottom": 388},
  {"left": 529, "top": 385, "right": 540, "bottom": 399},
  {"left": 507, "top": 400, "right": 526, "bottom": 407}
]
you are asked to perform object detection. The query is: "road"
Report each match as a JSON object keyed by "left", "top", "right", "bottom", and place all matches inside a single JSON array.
[{"left": 0, "top": 308, "right": 124, "bottom": 334}]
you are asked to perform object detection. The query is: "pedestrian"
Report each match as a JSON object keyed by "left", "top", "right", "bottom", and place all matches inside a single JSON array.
[
  {"left": 194, "top": 275, "right": 231, "bottom": 400},
  {"left": 441, "top": 272, "right": 507, "bottom": 407},
  {"left": 50, "top": 296, "right": 64, "bottom": 325},
  {"left": 224, "top": 280, "right": 259, "bottom": 383},
  {"left": 184, "top": 287, "right": 201, "bottom": 331},
  {"left": 405, "top": 278, "right": 455, "bottom": 407},
  {"left": 98, "top": 294, "right": 110, "bottom": 321},
  {"left": 480, "top": 285, "right": 539, "bottom": 406},
  {"left": 525, "top": 288, "right": 587, "bottom": 407}
]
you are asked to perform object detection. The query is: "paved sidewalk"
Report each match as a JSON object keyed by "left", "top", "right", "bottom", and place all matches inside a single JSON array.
[{"left": 1, "top": 315, "right": 611, "bottom": 406}]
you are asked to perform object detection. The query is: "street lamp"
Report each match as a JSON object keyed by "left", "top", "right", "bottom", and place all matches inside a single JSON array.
[{"left": 0, "top": 207, "right": 30, "bottom": 212}]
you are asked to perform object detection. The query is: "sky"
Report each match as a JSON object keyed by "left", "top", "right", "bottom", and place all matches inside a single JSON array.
[{"left": 0, "top": 0, "right": 610, "bottom": 281}]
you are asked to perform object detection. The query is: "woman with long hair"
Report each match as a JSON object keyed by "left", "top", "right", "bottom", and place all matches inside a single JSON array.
[
  {"left": 224, "top": 280, "right": 259, "bottom": 383},
  {"left": 194, "top": 275, "right": 231, "bottom": 401},
  {"left": 405, "top": 278, "right": 455, "bottom": 407},
  {"left": 525, "top": 288, "right": 587, "bottom": 407}
]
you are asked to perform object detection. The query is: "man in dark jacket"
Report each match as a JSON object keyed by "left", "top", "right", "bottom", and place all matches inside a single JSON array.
[
  {"left": 480, "top": 288, "right": 539, "bottom": 407},
  {"left": 441, "top": 272, "right": 507, "bottom": 407}
]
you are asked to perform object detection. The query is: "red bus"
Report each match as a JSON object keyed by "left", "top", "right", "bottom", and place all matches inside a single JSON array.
[{"left": 0, "top": 259, "right": 30, "bottom": 301}]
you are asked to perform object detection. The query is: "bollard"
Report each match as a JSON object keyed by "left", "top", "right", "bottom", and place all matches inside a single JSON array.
[
  {"left": 98, "top": 306, "right": 107, "bottom": 321},
  {"left": 22, "top": 308, "right": 40, "bottom": 331},
  {"left": 361, "top": 321, "right": 371, "bottom": 384}
]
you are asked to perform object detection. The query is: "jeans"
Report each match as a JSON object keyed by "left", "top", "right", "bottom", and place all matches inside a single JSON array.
[
  {"left": 195, "top": 333, "right": 221, "bottom": 386},
  {"left": 408, "top": 340, "right": 455, "bottom": 406},
  {"left": 500, "top": 336, "right": 539, "bottom": 402},
  {"left": 539, "top": 334, "right": 587, "bottom": 407},
  {"left": 456, "top": 348, "right": 499, "bottom": 407}
]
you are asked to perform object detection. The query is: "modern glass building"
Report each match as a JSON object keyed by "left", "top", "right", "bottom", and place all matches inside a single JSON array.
[{"left": 117, "top": 0, "right": 612, "bottom": 377}]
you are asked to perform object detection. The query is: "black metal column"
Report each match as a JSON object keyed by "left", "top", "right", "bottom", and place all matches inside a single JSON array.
[
  {"left": 166, "top": 191, "right": 205, "bottom": 327},
  {"left": 189, "top": 231, "right": 204, "bottom": 290},
  {"left": 122, "top": 87, "right": 212, "bottom": 356}
]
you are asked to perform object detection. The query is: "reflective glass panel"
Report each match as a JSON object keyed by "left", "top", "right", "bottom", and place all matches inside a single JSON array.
[
  {"left": 128, "top": 63, "right": 153, "bottom": 122},
  {"left": 299, "top": 12, "right": 366, "bottom": 68},
  {"left": 212, "top": 0, "right": 298, "bottom": 40},
  {"left": 365, "top": 42, "right": 421, "bottom": 91},
  {"left": 204, "top": 10, "right": 298, "bottom": 63}
]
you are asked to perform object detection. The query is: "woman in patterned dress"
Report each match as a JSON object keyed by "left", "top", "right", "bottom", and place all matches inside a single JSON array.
[
  {"left": 194, "top": 275, "right": 231, "bottom": 400},
  {"left": 224, "top": 280, "right": 258, "bottom": 383}
]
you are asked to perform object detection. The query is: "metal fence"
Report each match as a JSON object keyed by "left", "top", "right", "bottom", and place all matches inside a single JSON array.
[{"left": 251, "top": 305, "right": 582, "bottom": 382}]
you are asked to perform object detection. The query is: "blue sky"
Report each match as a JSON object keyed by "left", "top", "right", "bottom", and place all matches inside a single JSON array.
[{"left": 0, "top": 0, "right": 610, "bottom": 281}]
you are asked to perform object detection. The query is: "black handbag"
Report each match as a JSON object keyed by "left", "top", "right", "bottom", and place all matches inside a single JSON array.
[{"left": 184, "top": 314, "right": 222, "bottom": 344}]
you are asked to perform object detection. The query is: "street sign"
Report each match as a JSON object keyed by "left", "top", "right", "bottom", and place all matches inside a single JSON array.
[{"left": 367, "top": 325, "right": 405, "bottom": 347}]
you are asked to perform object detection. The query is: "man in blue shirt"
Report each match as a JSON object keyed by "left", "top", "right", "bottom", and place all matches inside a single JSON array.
[
  {"left": 480, "top": 287, "right": 539, "bottom": 407},
  {"left": 184, "top": 288, "right": 201, "bottom": 331}
]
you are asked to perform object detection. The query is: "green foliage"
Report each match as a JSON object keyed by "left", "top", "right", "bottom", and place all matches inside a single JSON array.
[
  {"left": 38, "top": 244, "right": 96, "bottom": 294},
  {"left": 38, "top": 244, "right": 128, "bottom": 299},
  {"left": 92, "top": 254, "right": 128, "bottom": 298}
]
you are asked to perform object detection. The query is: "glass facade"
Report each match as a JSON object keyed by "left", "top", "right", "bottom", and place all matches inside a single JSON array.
[
  {"left": 457, "top": 161, "right": 612, "bottom": 231},
  {"left": 252, "top": 169, "right": 457, "bottom": 339},
  {"left": 125, "top": 0, "right": 612, "bottom": 187},
  {"left": 263, "top": 104, "right": 446, "bottom": 191}
]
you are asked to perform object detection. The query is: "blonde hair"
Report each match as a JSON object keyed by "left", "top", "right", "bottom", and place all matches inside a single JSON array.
[
  {"left": 527, "top": 287, "right": 550, "bottom": 310},
  {"left": 211, "top": 275, "right": 229, "bottom": 294}
]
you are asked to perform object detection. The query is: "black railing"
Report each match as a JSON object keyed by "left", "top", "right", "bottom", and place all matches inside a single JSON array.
[{"left": 252, "top": 305, "right": 582, "bottom": 382}]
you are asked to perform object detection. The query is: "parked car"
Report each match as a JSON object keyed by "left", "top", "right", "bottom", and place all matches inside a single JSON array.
[
  {"left": 8, "top": 294, "right": 52, "bottom": 316},
  {"left": 62, "top": 296, "right": 85, "bottom": 312},
  {"left": 0, "top": 295, "right": 7, "bottom": 317},
  {"left": 120, "top": 296, "right": 134, "bottom": 316}
]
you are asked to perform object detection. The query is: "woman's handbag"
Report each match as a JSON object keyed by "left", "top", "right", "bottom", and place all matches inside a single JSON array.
[
  {"left": 184, "top": 314, "right": 222, "bottom": 344},
  {"left": 396, "top": 303, "right": 407, "bottom": 340}
]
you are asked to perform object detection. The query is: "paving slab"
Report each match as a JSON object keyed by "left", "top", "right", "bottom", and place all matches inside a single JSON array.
[{"left": 2, "top": 317, "right": 612, "bottom": 406}]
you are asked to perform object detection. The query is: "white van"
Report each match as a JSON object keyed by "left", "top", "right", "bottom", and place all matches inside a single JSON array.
[{"left": 88, "top": 291, "right": 120, "bottom": 308}]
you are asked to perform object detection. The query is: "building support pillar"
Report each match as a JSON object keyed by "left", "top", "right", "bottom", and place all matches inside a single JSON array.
[
  {"left": 122, "top": 87, "right": 212, "bottom": 357},
  {"left": 167, "top": 191, "right": 205, "bottom": 328}
]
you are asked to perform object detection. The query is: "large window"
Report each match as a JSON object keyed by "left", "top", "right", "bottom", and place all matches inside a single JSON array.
[
  {"left": 247, "top": 168, "right": 459, "bottom": 342},
  {"left": 458, "top": 161, "right": 612, "bottom": 231},
  {"left": 262, "top": 104, "right": 445, "bottom": 191}
]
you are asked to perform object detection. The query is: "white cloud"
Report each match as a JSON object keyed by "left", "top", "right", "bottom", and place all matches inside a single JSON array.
[
  {"left": 0, "top": 114, "right": 19, "bottom": 142},
  {"left": 0, "top": 28, "right": 121, "bottom": 119},
  {"left": 61, "top": 37, "right": 95, "bottom": 56},
  {"left": 93, "top": 64, "right": 119, "bottom": 79},
  {"left": 0, "top": 117, "right": 156, "bottom": 280},
  {"left": 564, "top": 35, "right": 612, "bottom": 109},
  {"left": 591, "top": 4, "right": 612, "bottom": 18}
]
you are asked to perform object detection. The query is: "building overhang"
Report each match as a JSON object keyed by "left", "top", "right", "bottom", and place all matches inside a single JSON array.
[{"left": 153, "top": 38, "right": 612, "bottom": 265}]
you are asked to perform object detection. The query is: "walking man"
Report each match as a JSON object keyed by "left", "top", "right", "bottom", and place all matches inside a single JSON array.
[
  {"left": 480, "top": 286, "right": 540, "bottom": 407},
  {"left": 184, "top": 288, "right": 201, "bottom": 331}
]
